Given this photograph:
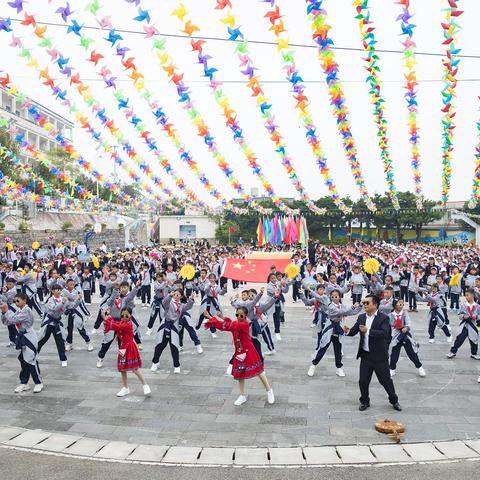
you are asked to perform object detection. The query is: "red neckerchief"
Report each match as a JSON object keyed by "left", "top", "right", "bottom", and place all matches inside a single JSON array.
[
  {"left": 394, "top": 313, "right": 403, "bottom": 330},
  {"left": 255, "top": 306, "right": 263, "bottom": 321},
  {"left": 115, "top": 297, "right": 121, "bottom": 310},
  {"left": 211, "top": 286, "right": 216, "bottom": 298},
  {"left": 468, "top": 304, "right": 475, "bottom": 318},
  {"left": 174, "top": 300, "right": 180, "bottom": 315}
]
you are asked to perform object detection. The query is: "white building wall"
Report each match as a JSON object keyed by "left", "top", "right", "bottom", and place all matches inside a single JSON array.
[{"left": 157, "top": 215, "right": 217, "bottom": 241}]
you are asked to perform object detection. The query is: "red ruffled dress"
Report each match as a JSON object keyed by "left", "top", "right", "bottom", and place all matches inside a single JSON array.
[
  {"left": 205, "top": 317, "right": 264, "bottom": 380},
  {"left": 104, "top": 316, "right": 142, "bottom": 371}
]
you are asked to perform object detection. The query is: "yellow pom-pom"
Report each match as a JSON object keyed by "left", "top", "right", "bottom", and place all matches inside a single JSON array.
[
  {"left": 363, "top": 257, "right": 380, "bottom": 275},
  {"left": 32, "top": 241, "right": 40, "bottom": 250},
  {"left": 449, "top": 273, "right": 460, "bottom": 287},
  {"left": 91, "top": 255, "right": 100, "bottom": 269},
  {"left": 6, "top": 242, "right": 13, "bottom": 252},
  {"left": 284, "top": 263, "right": 300, "bottom": 280},
  {"left": 180, "top": 264, "right": 195, "bottom": 280},
  {"left": 71, "top": 240, "right": 78, "bottom": 247}
]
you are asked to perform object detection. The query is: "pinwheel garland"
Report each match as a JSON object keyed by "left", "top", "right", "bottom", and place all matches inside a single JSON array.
[
  {"left": 169, "top": 2, "right": 293, "bottom": 214},
  {"left": 305, "top": 0, "right": 376, "bottom": 212},
  {"left": 468, "top": 103, "right": 480, "bottom": 208},
  {"left": 353, "top": 0, "right": 399, "bottom": 210},
  {"left": 397, "top": 0, "right": 423, "bottom": 208},
  {"left": 440, "top": 0, "right": 463, "bottom": 208}
]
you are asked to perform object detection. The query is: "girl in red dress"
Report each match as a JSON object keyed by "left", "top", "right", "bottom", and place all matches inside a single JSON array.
[
  {"left": 104, "top": 307, "right": 151, "bottom": 397},
  {"left": 204, "top": 307, "right": 275, "bottom": 406}
]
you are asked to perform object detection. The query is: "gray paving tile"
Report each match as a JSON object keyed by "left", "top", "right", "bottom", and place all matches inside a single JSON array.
[
  {"left": 434, "top": 440, "right": 478, "bottom": 459},
  {"left": 162, "top": 446, "right": 201, "bottom": 464},
  {"left": 370, "top": 444, "right": 411, "bottom": 463},
  {"left": 63, "top": 437, "right": 108, "bottom": 456},
  {"left": 0, "top": 426, "right": 25, "bottom": 443},
  {"left": 127, "top": 444, "right": 168, "bottom": 462},
  {"left": 403, "top": 443, "right": 446, "bottom": 461},
  {"left": 197, "top": 447, "right": 234, "bottom": 465},
  {"left": 6, "top": 430, "right": 51, "bottom": 447},
  {"left": 269, "top": 447, "right": 305, "bottom": 465},
  {"left": 234, "top": 447, "right": 269, "bottom": 465},
  {"left": 337, "top": 445, "right": 377, "bottom": 463},
  {"left": 94, "top": 441, "right": 137, "bottom": 459},
  {"left": 303, "top": 446, "right": 340, "bottom": 464},
  {"left": 33, "top": 433, "right": 81, "bottom": 452}
]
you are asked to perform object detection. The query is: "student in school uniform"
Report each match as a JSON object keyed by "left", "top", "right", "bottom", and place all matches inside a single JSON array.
[
  {"left": 1, "top": 276, "right": 18, "bottom": 347},
  {"left": 1, "top": 293, "right": 43, "bottom": 393}
]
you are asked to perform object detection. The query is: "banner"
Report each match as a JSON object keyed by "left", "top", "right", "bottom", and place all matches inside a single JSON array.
[{"left": 222, "top": 258, "right": 291, "bottom": 283}]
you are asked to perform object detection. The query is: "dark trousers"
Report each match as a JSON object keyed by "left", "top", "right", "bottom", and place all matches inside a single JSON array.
[
  {"left": 83, "top": 290, "right": 92, "bottom": 304},
  {"left": 99, "top": 285, "right": 106, "bottom": 297},
  {"left": 196, "top": 307, "right": 216, "bottom": 333},
  {"left": 408, "top": 291, "right": 417, "bottom": 310},
  {"left": 220, "top": 276, "right": 228, "bottom": 291},
  {"left": 273, "top": 305, "right": 282, "bottom": 334},
  {"left": 450, "top": 293, "right": 460, "bottom": 310},
  {"left": 261, "top": 325, "right": 275, "bottom": 351},
  {"left": 451, "top": 326, "right": 478, "bottom": 355},
  {"left": 37, "top": 288, "right": 44, "bottom": 303},
  {"left": 312, "top": 335, "right": 343, "bottom": 368},
  {"left": 359, "top": 351, "right": 398, "bottom": 405},
  {"left": 7, "top": 324, "right": 17, "bottom": 343},
  {"left": 352, "top": 293, "right": 362, "bottom": 304},
  {"left": 179, "top": 321, "right": 201, "bottom": 347},
  {"left": 400, "top": 286, "right": 408, "bottom": 302},
  {"left": 292, "top": 281, "right": 300, "bottom": 301},
  {"left": 18, "top": 352, "right": 42, "bottom": 385},
  {"left": 98, "top": 334, "right": 118, "bottom": 359},
  {"left": 152, "top": 337, "right": 180, "bottom": 367},
  {"left": 232, "top": 280, "right": 239, "bottom": 289},
  {"left": 148, "top": 306, "right": 162, "bottom": 329},
  {"left": 394, "top": 290, "right": 401, "bottom": 299},
  {"left": 38, "top": 325, "right": 67, "bottom": 361},
  {"left": 389, "top": 340, "right": 422, "bottom": 369},
  {"left": 141, "top": 285, "right": 151, "bottom": 304},
  {"left": 66, "top": 315, "right": 90, "bottom": 345},
  {"left": 28, "top": 296, "right": 43, "bottom": 317},
  {"left": 428, "top": 318, "right": 451, "bottom": 339}
]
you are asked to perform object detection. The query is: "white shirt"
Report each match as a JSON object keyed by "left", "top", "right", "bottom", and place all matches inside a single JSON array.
[{"left": 362, "top": 310, "right": 378, "bottom": 352}]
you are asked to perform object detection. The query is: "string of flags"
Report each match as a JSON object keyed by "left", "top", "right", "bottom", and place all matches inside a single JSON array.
[{"left": 256, "top": 216, "right": 309, "bottom": 246}]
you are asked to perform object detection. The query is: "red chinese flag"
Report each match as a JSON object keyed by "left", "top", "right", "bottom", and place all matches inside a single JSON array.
[
  {"left": 222, "top": 258, "right": 291, "bottom": 283},
  {"left": 228, "top": 226, "right": 236, "bottom": 234}
]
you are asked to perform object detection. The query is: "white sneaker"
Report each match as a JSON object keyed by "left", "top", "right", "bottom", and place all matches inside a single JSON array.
[
  {"left": 211, "top": 332, "right": 217, "bottom": 339},
  {"left": 33, "top": 383, "right": 44, "bottom": 393},
  {"left": 150, "top": 362, "right": 159, "bottom": 372},
  {"left": 267, "top": 389, "right": 275, "bottom": 404},
  {"left": 446, "top": 336, "right": 453, "bottom": 343},
  {"left": 390, "top": 369, "right": 396, "bottom": 377},
  {"left": 90, "top": 328, "right": 97, "bottom": 335},
  {"left": 65, "top": 343, "right": 72, "bottom": 351},
  {"left": 428, "top": 338, "right": 435, "bottom": 344},
  {"left": 5, "top": 341, "right": 15, "bottom": 348},
  {"left": 173, "top": 367, "right": 181, "bottom": 374},
  {"left": 234, "top": 395, "right": 247, "bottom": 406},
  {"left": 336, "top": 368, "right": 346, "bottom": 377},
  {"left": 226, "top": 364, "right": 233, "bottom": 375},
  {"left": 87, "top": 343, "right": 93, "bottom": 352},
  {"left": 307, "top": 365, "right": 316, "bottom": 377},
  {"left": 96, "top": 359, "right": 103, "bottom": 368},
  {"left": 61, "top": 361, "right": 68, "bottom": 367},
  {"left": 275, "top": 333, "right": 282, "bottom": 341},
  {"left": 116, "top": 387, "right": 130, "bottom": 397},
  {"left": 146, "top": 328, "right": 152, "bottom": 336},
  {"left": 418, "top": 367, "right": 426, "bottom": 377},
  {"left": 14, "top": 384, "right": 29, "bottom": 393},
  {"left": 446, "top": 352, "right": 456, "bottom": 359},
  {"left": 179, "top": 346, "right": 184, "bottom": 352},
  {"left": 196, "top": 344, "right": 203, "bottom": 354},
  {"left": 471, "top": 354, "right": 480, "bottom": 360},
  {"left": 310, "top": 323, "right": 315, "bottom": 328},
  {"left": 264, "top": 349, "right": 276, "bottom": 356},
  {"left": 137, "top": 343, "right": 143, "bottom": 351},
  {"left": 143, "top": 384, "right": 151, "bottom": 396}
]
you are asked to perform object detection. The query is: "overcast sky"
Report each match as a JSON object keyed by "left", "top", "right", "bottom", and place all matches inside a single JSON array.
[{"left": 1, "top": 0, "right": 479, "bottom": 208}]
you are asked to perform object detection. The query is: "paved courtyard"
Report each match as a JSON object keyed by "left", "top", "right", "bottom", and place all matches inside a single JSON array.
[{"left": 1, "top": 287, "right": 479, "bottom": 448}]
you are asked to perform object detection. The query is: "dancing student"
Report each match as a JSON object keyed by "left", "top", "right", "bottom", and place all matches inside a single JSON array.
[
  {"left": 195, "top": 273, "right": 226, "bottom": 337},
  {"left": 349, "top": 264, "right": 368, "bottom": 304},
  {"left": 140, "top": 263, "right": 152, "bottom": 307},
  {"left": 203, "top": 307, "right": 275, "bottom": 406},
  {"left": 38, "top": 284, "right": 68, "bottom": 367},
  {"left": 436, "top": 274, "right": 450, "bottom": 325},
  {"left": 446, "top": 288, "right": 480, "bottom": 360},
  {"left": 378, "top": 286, "right": 394, "bottom": 316},
  {"left": 15, "top": 263, "right": 43, "bottom": 317},
  {"left": 91, "top": 271, "right": 117, "bottom": 335},
  {"left": 307, "top": 289, "right": 361, "bottom": 378},
  {"left": 368, "top": 274, "right": 385, "bottom": 298},
  {"left": 80, "top": 267, "right": 93, "bottom": 305},
  {"left": 275, "top": 271, "right": 288, "bottom": 325},
  {"left": 399, "top": 266, "right": 410, "bottom": 302},
  {"left": 63, "top": 279, "right": 92, "bottom": 352},
  {"left": 417, "top": 284, "right": 452, "bottom": 344},
  {"left": 448, "top": 266, "right": 462, "bottom": 312},
  {"left": 1, "top": 293, "right": 43, "bottom": 393},
  {"left": 291, "top": 253, "right": 303, "bottom": 302},
  {"left": 407, "top": 265, "right": 422, "bottom": 312},
  {"left": 96, "top": 280, "right": 141, "bottom": 368},
  {"left": 266, "top": 272, "right": 289, "bottom": 342},
  {"left": 1, "top": 276, "right": 18, "bottom": 347},
  {"left": 34, "top": 264, "right": 46, "bottom": 303},
  {"left": 151, "top": 289, "right": 194, "bottom": 374},
  {"left": 389, "top": 298, "right": 426, "bottom": 378},
  {"left": 103, "top": 307, "right": 151, "bottom": 397},
  {"left": 300, "top": 283, "right": 328, "bottom": 330},
  {"left": 388, "top": 264, "right": 401, "bottom": 298},
  {"left": 194, "top": 268, "right": 208, "bottom": 299},
  {"left": 146, "top": 272, "right": 169, "bottom": 335}
]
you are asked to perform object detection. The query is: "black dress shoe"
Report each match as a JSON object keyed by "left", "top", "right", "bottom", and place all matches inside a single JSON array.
[
  {"left": 392, "top": 402, "right": 402, "bottom": 411},
  {"left": 359, "top": 403, "right": 370, "bottom": 411}
]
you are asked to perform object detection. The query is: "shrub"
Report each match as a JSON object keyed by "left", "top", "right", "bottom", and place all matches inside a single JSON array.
[
  {"left": 61, "top": 221, "right": 73, "bottom": 232},
  {"left": 18, "top": 221, "right": 31, "bottom": 233}
]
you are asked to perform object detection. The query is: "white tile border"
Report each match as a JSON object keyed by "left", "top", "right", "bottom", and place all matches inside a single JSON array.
[{"left": 1, "top": 426, "right": 480, "bottom": 467}]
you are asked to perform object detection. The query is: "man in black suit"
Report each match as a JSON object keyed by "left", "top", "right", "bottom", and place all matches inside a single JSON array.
[{"left": 344, "top": 294, "right": 402, "bottom": 412}]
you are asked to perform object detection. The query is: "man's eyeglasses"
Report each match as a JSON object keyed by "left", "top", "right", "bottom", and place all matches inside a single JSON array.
[{"left": 362, "top": 301, "right": 371, "bottom": 306}]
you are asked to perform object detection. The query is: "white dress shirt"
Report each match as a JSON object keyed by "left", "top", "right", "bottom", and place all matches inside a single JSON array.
[{"left": 362, "top": 310, "right": 378, "bottom": 352}]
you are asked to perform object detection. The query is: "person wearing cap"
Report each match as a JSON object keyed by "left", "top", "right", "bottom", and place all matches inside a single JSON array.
[{"left": 38, "top": 284, "right": 69, "bottom": 367}]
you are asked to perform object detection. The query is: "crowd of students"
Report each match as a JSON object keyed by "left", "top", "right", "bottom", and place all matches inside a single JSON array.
[{"left": 1, "top": 239, "right": 480, "bottom": 406}]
